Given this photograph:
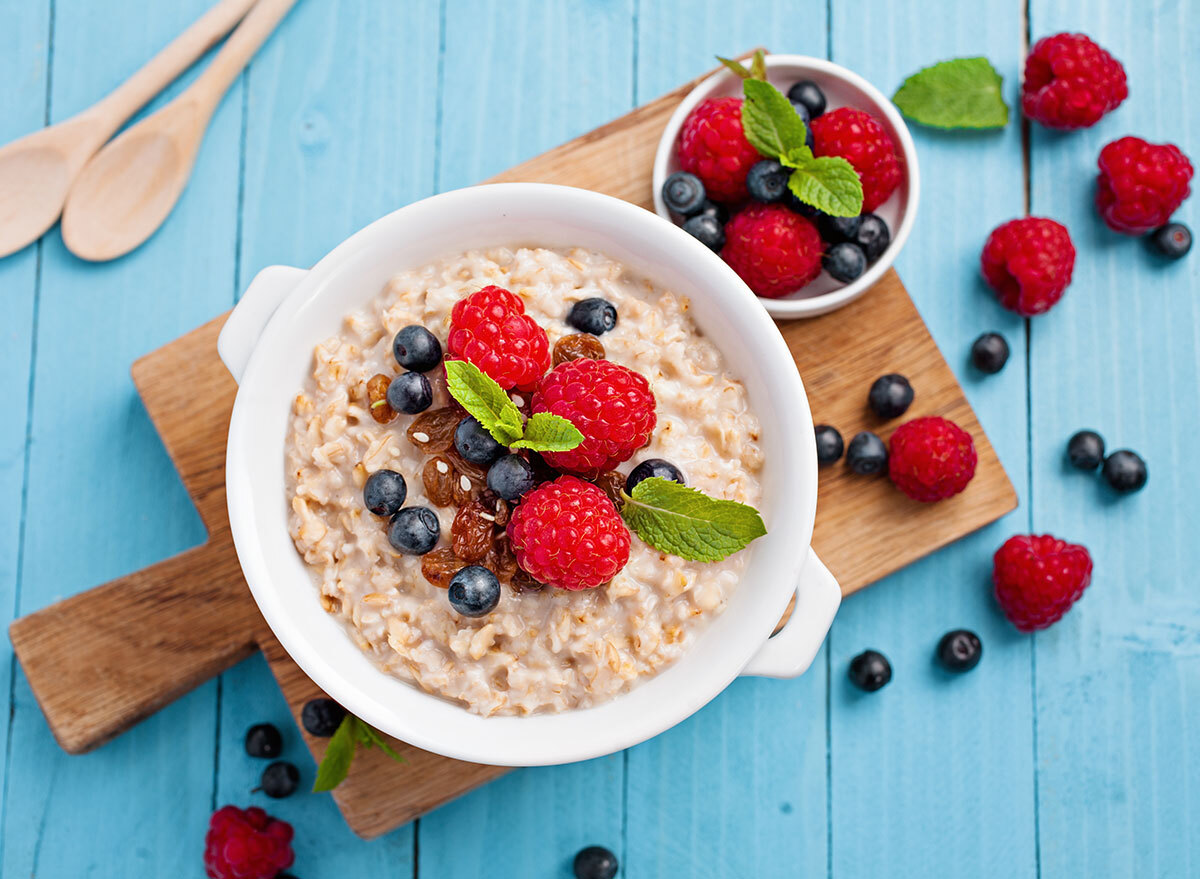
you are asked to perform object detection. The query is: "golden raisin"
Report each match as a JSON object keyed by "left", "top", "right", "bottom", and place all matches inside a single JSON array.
[
  {"left": 366, "top": 374, "right": 397, "bottom": 423},
  {"left": 421, "top": 548, "right": 466, "bottom": 588},
  {"left": 478, "top": 490, "right": 511, "bottom": 527},
  {"left": 485, "top": 534, "right": 520, "bottom": 585},
  {"left": 510, "top": 567, "right": 545, "bottom": 593},
  {"left": 552, "top": 332, "right": 605, "bottom": 366},
  {"left": 592, "top": 470, "right": 626, "bottom": 508},
  {"left": 423, "top": 456, "right": 457, "bottom": 507},
  {"left": 452, "top": 500, "right": 496, "bottom": 562},
  {"left": 407, "top": 407, "right": 462, "bottom": 452}
]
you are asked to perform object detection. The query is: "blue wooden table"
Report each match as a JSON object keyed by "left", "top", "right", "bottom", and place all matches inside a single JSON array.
[{"left": 2, "top": 0, "right": 1197, "bottom": 876}]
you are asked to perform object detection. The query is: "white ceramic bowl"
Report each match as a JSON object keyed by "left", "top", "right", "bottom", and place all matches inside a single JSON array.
[
  {"left": 217, "top": 183, "right": 841, "bottom": 767},
  {"left": 653, "top": 54, "right": 920, "bottom": 319}
]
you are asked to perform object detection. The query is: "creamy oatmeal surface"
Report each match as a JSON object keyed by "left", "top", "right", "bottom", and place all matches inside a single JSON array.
[{"left": 286, "top": 246, "right": 764, "bottom": 716}]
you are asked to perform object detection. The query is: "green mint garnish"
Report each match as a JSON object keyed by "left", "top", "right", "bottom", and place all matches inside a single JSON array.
[
  {"left": 510, "top": 412, "right": 584, "bottom": 453},
  {"left": 892, "top": 57, "right": 1008, "bottom": 129},
  {"left": 313, "top": 714, "right": 407, "bottom": 793},
  {"left": 741, "top": 78, "right": 809, "bottom": 162},
  {"left": 716, "top": 49, "right": 767, "bottom": 82},
  {"left": 619, "top": 477, "right": 767, "bottom": 563}
]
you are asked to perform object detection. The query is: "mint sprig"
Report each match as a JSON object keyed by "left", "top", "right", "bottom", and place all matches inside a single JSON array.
[
  {"left": 742, "top": 79, "right": 809, "bottom": 162},
  {"left": 619, "top": 477, "right": 766, "bottom": 563},
  {"left": 313, "top": 714, "right": 407, "bottom": 793},
  {"left": 892, "top": 57, "right": 1008, "bottom": 129},
  {"left": 716, "top": 49, "right": 767, "bottom": 82},
  {"left": 510, "top": 412, "right": 584, "bottom": 452}
]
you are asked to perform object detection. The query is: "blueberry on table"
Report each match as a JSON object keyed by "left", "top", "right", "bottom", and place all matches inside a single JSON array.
[
  {"left": 392, "top": 325, "right": 443, "bottom": 372},
  {"left": 301, "top": 698, "right": 346, "bottom": 737},
  {"left": 447, "top": 565, "right": 501, "bottom": 617},
  {"left": 971, "top": 332, "right": 1010, "bottom": 374},
  {"left": 1148, "top": 222, "right": 1191, "bottom": 259},
  {"left": 661, "top": 170, "right": 707, "bottom": 216},
  {"left": 823, "top": 242, "right": 867, "bottom": 283},
  {"left": 363, "top": 469, "right": 407, "bottom": 516},
  {"left": 846, "top": 431, "right": 888, "bottom": 475},
  {"left": 814, "top": 424, "right": 844, "bottom": 465},
  {"left": 817, "top": 213, "right": 862, "bottom": 242},
  {"left": 259, "top": 761, "right": 300, "bottom": 799},
  {"left": 848, "top": 649, "right": 892, "bottom": 692},
  {"left": 746, "top": 159, "right": 791, "bottom": 203},
  {"left": 867, "top": 373, "right": 914, "bottom": 418},
  {"left": 1066, "top": 430, "right": 1105, "bottom": 470},
  {"left": 625, "top": 458, "right": 685, "bottom": 493},
  {"left": 567, "top": 297, "right": 618, "bottom": 336},
  {"left": 854, "top": 213, "right": 891, "bottom": 261},
  {"left": 387, "top": 371, "right": 433, "bottom": 414},
  {"left": 244, "top": 723, "right": 283, "bottom": 758},
  {"left": 681, "top": 213, "right": 725, "bottom": 251},
  {"left": 388, "top": 506, "right": 441, "bottom": 554},
  {"left": 936, "top": 629, "right": 983, "bottom": 672},
  {"left": 1102, "top": 449, "right": 1148, "bottom": 493},
  {"left": 787, "top": 79, "right": 827, "bottom": 118},
  {"left": 487, "top": 454, "right": 537, "bottom": 501},
  {"left": 454, "top": 416, "right": 506, "bottom": 466},
  {"left": 574, "top": 845, "right": 619, "bottom": 879}
]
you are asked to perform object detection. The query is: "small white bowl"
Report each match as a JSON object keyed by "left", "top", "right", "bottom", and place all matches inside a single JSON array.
[{"left": 653, "top": 54, "right": 920, "bottom": 320}]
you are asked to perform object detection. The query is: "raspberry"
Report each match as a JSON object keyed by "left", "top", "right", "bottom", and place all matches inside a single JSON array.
[
  {"left": 204, "top": 805, "right": 294, "bottom": 879},
  {"left": 993, "top": 534, "right": 1093, "bottom": 632},
  {"left": 1095, "top": 136, "right": 1194, "bottom": 235},
  {"left": 506, "top": 476, "right": 631, "bottom": 590},
  {"left": 887, "top": 416, "right": 977, "bottom": 502},
  {"left": 810, "top": 108, "right": 902, "bottom": 212},
  {"left": 1022, "top": 33, "right": 1127, "bottom": 130},
  {"left": 447, "top": 286, "right": 550, "bottom": 391},
  {"left": 677, "top": 97, "right": 762, "bottom": 202},
  {"left": 980, "top": 217, "right": 1075, "bottom": 316},
  {"left": 532, "top": 358, "right": 656, "bottom": 474},
  {"left": 721, "top": 204, "right": 822, "bottom": 298}
]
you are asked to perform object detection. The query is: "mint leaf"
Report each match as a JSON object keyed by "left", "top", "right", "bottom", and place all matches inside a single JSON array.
[
  {"left": 356, "top": 719, "right": 406, "bottom": 764},
  {"left": 892, "top": 57, "right": 1008, "bottom": 129},
  {"left": 741, "top": 79, "right": 808, "bottom": 160},
  {"left": 716, "top": 55, "right": 754, "bottom": 80},
  {"left": 620, "top": 477, "right": 766, "bottom": 563},
  {"left": 783, "top": 146, "right": 863, "bottom": 217},
  {"left": 510, "top": 412, "right": 583, "bottom": 453},
  {"left": 444, "top": 360, "right": 523, "bottom": 445},
  {"left": 749, "top": 49, "right": 767, "bottom": 82},
  {"left": 312, "top": 713, "right": 357, "bottom": 792}
]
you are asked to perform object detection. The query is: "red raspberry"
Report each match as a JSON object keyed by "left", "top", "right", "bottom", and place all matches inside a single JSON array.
[
  {"left": 721, "top": 203, "right": 822, "bottom": 298},
  {"left": 1095, "top": 136, "right": 1194, "bottom": 235},
  {"left": 980, "top": 217, "right": 1075, "bottom": 316},
  {"left": 447, "top": 286, "right": 550, "bottom": 391},
  {"left": 810, "top": 108, "right": 902, "bottom": 212},
  {"left": 204, "top": 805, "right": 294, "bottom": 879},
  {"left": 887, "top": 416, "right": 977, "bottom": 502},
  {"left": 993, "top": 534, "right": 1093, "bottom": 632},
  {"left": 677, "top": 97, "right": 762, "bottom": 202},
  {"left": 1022, "top": 33, "right": 1127, "bottom": 130},
  {"left": 532, "top": 358, "right": 656, "bottom": 474},
  {"left": 507, "top": 475, "right": 631, "bottom": 590}
]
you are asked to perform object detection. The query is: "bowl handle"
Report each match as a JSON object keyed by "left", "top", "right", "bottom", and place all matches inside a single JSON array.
[
  {"left": 740, "top": 549, "right": 841, "bottom": 679},
  {"left": 217, "top": 264, "right": 307, "bottom": 384}
]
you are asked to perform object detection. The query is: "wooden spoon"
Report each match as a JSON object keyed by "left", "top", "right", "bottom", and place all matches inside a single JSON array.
[
  {"left": 0, "top": 0, "right": 259, "bottom": 259},
  {"left": 62, "top": 0, "right": 299, "bottom": 262}
]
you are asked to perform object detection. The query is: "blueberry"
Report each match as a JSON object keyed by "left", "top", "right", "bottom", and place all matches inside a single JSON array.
[
  {"left": 567, "top": 298, "right": 618, "bottom": 336},
  {"left": 867, "top": 373, "right": 914, "bottom": 418},
  {"left": 694, "top": 200, "right": 728, "bottom": 224},
  {"left": 626, "top": 458, "right": 685, "bottom": 493},
  {"left": 388, "top": 506, "right": 440, "bottom": 554},
  {"left": 1066, "top": 430, "right": 1105, "bottom": 470},
  {"left": 789, "top": 100, "right": 816, "bottom": 148},
  {"left": 363, "top": 469, "right": 407, "bottom": 516},
  {"left": 814, "top": 424, "right": 844, "bottom": 465},
  {"left": 971, "top": 332, "right": 1010, "bottom": 374},
  {"left": 846, "top": 431, "right": 888, "bottom": 475},
  {"left": 448, "top": 565, "right": 501, "bottom": 617},
  {"left": 746, "top": 159, "right": 791, "bottom": 203},
  {"left": 244, "top": 723, "right": 283, "bottom": 758},
  {"left": 301, "top": 698, "right": 346, "bottom": 737},
  {"left": 455, "top": 416, "right": 505, "bottom": 466},
  {"left": 386, "top": 371, "right": 433, "bottom": 414},
  {"left": 823, "top": 242, "right": 867, "bottom": 283},
  {"left": 392, "top": 325, "right": 442, "bottom": 372},
  {"left": 1148, "top": 222, "right": 1192, "bottom": 259},
  {"left": 682, "top": 214, "right": 725, "bottom": 251},
  {"left": 787, "top": 79, "right": 826, "bottom": 118},
  {"left": 783, "top": 189, "right": 820, "bottom": 217},
  {"left": 854, "top": 213, "right": 891, "bottom": 261},
  {"left": 487, "top": 454, "right": 536, "bottom": 501},
  {"left": 1102, "top": 449, "right": 1148, "bottom": 493},
  {"left": 260, "top": 761, "right": 300, "bottom": 798},
  {"left": 817, "top": 213, "right": 862, "bottom": 242},
  {"left": 936, "top": 630, "right": 983, "bottom": 672},
  {"left": 848, "top": 649, "right": 891, "bottom": 692},
  {"left": 573, "top": 845, "right": 619, "bottom": 879},
  {"left": 661, "top": 171, "right": 707, "bottom": 216}
]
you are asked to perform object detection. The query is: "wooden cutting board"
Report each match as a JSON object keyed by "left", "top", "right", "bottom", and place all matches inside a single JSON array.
[{"left": 8, "top": 59, "right": 1016, "bottom": 839}]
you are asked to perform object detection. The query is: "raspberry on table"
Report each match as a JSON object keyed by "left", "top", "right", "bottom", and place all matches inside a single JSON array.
[
  {"left": 993, "top": 534, "right": 1093, "bottom": 632},
  {"left": 810, "top": 107, "right": 902, "bottom": 212},
  {"left": 721, "top": 203, "right": 823, "bottom": 298},
  {"left": 204, "top": 805, "right": 294, "bottom": 879},
  {"left": 887, "top": 416, "right": 977, "bottom": 502},
  {"left": 1021, "top": 33, "right": 1127, "bottom": 129},
  {"left": 447, "top": 285, "right": 550, "bottom": 391},
  {"left": 532, "top": 358, "right": 656, "bottom": 474},
  {"left": 677, "top": 97, "right": 762, "bottom": 203},
  {"left": 1096, "top": 137, "right": 1194, "bottom": 235},
  {"left": 980, "top": 217, "right": 1075, "bottom": 316},
  {"left": 506, "top": 476, "right": 631, "bottom": 590}
]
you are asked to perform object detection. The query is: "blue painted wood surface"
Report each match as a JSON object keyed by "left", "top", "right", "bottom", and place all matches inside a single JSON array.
[{"left": 1, "top": 0, "right": 1197, "bottom": 875}]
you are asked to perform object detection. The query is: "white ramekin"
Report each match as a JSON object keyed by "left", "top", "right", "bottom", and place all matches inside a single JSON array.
[
  {"left": 653, "top": 54, "right": 921, "bottom": 319},
  {"left": 218, "top": 183, "right": 840, "bottom": 767}
]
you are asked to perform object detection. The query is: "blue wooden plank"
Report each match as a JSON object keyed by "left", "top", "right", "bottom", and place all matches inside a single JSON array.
[
  {"left": 1027, "top": 2, "right": 1200, "bottom": 876},
  {"left": 827, "top": 1, "right": 1039, "bottom": 876}
]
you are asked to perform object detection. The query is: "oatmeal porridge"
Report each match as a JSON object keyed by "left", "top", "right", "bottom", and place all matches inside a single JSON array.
[{"left": 285, "top": 246, "right": 764, "bottom": 716}]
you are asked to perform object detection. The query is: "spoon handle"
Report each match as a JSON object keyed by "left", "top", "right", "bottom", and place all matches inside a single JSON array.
[{"left": 185, "top": 0, "right": 300, "bottom": 112}]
